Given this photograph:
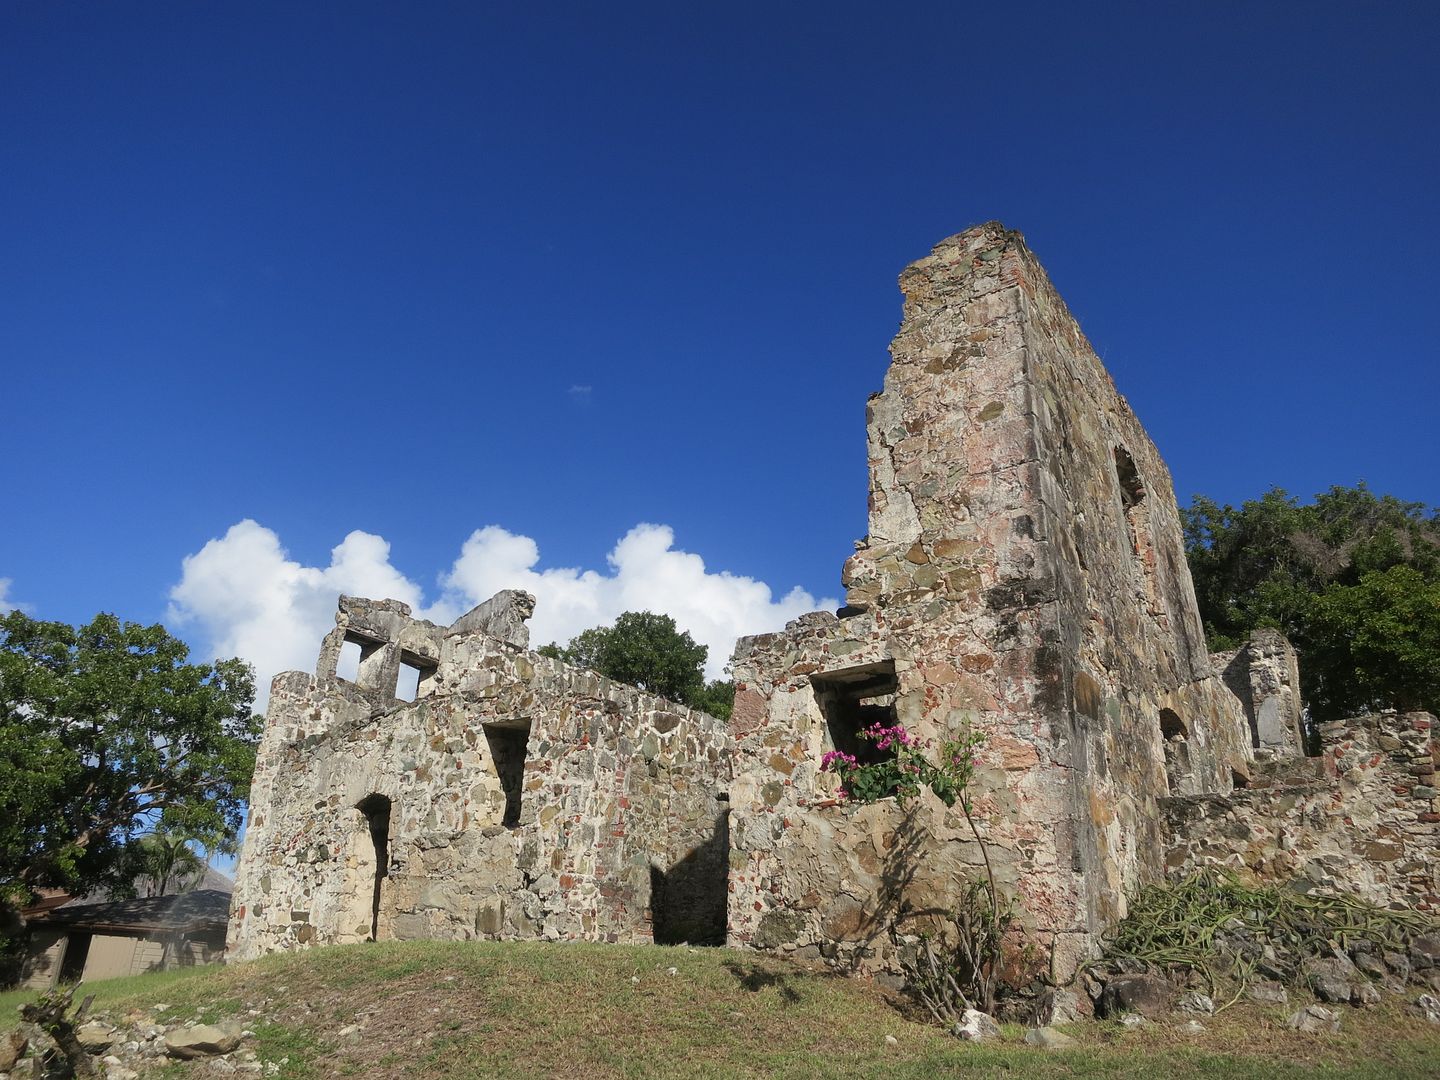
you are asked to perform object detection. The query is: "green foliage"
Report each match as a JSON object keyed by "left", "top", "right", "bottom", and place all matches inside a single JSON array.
[
  {"left": 1183, "top": 483, "right": 1440, "bottom": 721},
  {"left": 820, "top": 724, "right": 980, "bottom": 808},
  {"left": 130, "top": 828, "right": 209, "bottom": 897},
  {"left": 0, "top": 611, "right": 260, "bottom": 904},
  {"left": 688, "top": 678, "right": 735, "bottom": 722},
  {"left": 1306, "top": 565, "right": 1440, "bottom": 714},
  {"left": 542, "top": 612, "right": 734, "bottom": 718}
]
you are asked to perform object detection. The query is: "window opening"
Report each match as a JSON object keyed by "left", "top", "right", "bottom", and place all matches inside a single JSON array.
[
  {"left": 395, "top": 652, "right": 437, "bottom": 702},
  {"left": 1115, "top": 445, "right": 1165, "bottom": 617},
  {"left": 336, "top": 639, "right": 362, "bottom": 682},
  {"left": 337, "top": 631, "right": 387, "bottom": 686},
  {"left": 396, "top": 662, "right": 421, "bottom": 702},
  {"left": 1114, "top": 447, "right": 1145, "bottom": 509},
  {"left": 1159, "top": 709, "right": 1189, "bottom": 795},
  {"left": 811, "top": 661, "right": 901, "bottom": 792},
  {"left": 484, "top": 721, "right": 531, "bottom": 828},
  {"left": 355, "top": 794, "right": 391, "bottom": 941}
]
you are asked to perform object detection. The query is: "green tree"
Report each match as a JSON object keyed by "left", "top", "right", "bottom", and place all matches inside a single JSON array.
[
  {"left": 130, "top": 828, "right": 209, "bottom": 897},
  {"left": 1305, "top": 565, "right": 1440, "bottom": 716},
  {"left": 0, "top": 611, "right": 261, "bottom": 904},
  {"left": 541, "top": 611, "right": 734, "bottom": 719},
  {"left": 1183, "top": 483, "right": 1440, "bottom": 722}
]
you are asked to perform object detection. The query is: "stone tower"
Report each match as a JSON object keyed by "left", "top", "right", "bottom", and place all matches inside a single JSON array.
[{"left": 724, "top": 222, "right": 1254, "bottom": 978}]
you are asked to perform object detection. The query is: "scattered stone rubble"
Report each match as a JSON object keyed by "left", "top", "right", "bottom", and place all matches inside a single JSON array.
[
  {"left": 229, "top": 221, "right": 1439, "bottom": 999},
  {"left": 1076, "top": 926, "right": 1440, "bottom": 1038},
  {"left": 3, "top": 1006, "right": 268, "bottom": 1080}
]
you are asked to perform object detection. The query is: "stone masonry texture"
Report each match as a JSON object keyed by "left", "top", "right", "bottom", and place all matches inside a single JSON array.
[
  {"left": 725, "top": 222, "right": 1255, "bottom": 981},
  {"left": 228, "top": 593, "right": 733, "bottom": 959},
  {"left": 230, "top": 222, "right": 1436, "bottom": 981}
]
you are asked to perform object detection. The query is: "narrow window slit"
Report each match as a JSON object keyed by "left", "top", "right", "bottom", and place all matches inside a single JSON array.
[
  {"left": 355, "top": 794, "right": 391, "bottom": 941},
  {"left": 484, "top": 721, "right": 532, "bottom": 828}
]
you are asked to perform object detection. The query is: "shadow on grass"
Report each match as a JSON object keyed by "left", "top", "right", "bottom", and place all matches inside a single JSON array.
[{"left": 720, "top": 959, "right": 802, "bottom": 1003}]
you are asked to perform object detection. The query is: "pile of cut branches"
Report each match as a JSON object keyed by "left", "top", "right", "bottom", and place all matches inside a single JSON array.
[{"left": 1100, "top": 870, "right": 1437, "bottom": 1009}]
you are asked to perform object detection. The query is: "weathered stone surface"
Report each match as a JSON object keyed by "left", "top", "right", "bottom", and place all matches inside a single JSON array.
[
  {"left": 76, "top": 1022, "right": 115, "bottom": 1053},
  {"left": 1214, "top": 630, "right": 1304, "bottom": 758},
  {"left": 1310, "top": 972, "right": 1354, "bottom": 1005},
  {"left": 953, "top": 1009, "right": 1002, "bottom": 1041},
  {"left": 1163, "top": 711, "right": 1439, "bottom": 914},
  {"left": 1354, "top": 951, "right": 1389, "bottom": 979},
  {"left": 1413, "top": 933, "right": 1440, "bottom": 966},
  {"left": 1030, "top": 987, "right": 1084, "bottom": 1026},
  {"left": 1097, "top": 973, "right": 1174, "bottom": 1019},
  {"left": 230, "top": 591, "right": 734, "bottom": 959},
  {"left": 1287, "top": 1005, "right": 1341, "bottom": 1034},
  {"left": 0, "top": 1030, "right": 28, "bottom": 1071},
  {"left": 1024, "top": 1026, "right": 1076, "bottom": 1049},
  {"left": 1177, "top": 992, "right": 1214, "bottom": 1015},
  {"left": 164, "top": 1022, "right": 242, "bottom": 1059},
  {"left": 1246, "top": 980, "right": 1289, "bottom": 1005},
  {"left": 725, "top": 223, "right": 1254, "bottom": 983}
]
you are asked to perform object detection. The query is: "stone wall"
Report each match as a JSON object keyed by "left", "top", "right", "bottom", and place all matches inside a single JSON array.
[
  {"left": 725, "top": 223, "right": 1254, "bottom": 983},
  {"left": 228, "top": 594, "right": 733, "bottom": 960},
  {"left": 1162, "top": 711, "right": 1439, "bottom": 912},
  {"left": 231, "top": 222, "right": 1431, "bottom": 986},
  {"left": 1212, "top": 629, "right": 1306, "bottom": 758}
]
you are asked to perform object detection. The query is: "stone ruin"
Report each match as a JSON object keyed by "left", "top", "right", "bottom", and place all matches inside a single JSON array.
[{"left": 228, "top": 222, "right": 1438, "bottom": 980}]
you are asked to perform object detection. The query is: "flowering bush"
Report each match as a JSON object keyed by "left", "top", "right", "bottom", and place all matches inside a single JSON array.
[
  {"left": 820, "top": 721, "right": 982, "bottom": 808},
  {"left": 821, "top": 719, "right": 1011, "bottom": 1017}
]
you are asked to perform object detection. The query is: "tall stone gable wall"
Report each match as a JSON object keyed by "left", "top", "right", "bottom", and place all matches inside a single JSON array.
[
  {"left": 228, "top": 595, "right": 732, "bottom": 961},
  {"left": 725, "top": 223, "right": 1252, "bottom": 980}
]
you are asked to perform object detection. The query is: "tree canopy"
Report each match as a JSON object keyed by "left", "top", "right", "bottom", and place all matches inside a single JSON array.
[
  {"left": 0, "top": 611, "right": 261, "bottom": 903},
  {"left": 1183, "top": 483, "right": 1440, "bottom": 722},
  {"left": 539, "top": 611, "right": 734, "bottom": 720}
]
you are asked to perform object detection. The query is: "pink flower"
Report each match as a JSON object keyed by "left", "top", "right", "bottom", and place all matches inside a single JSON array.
[{"left": 862, "top": 722, "right": 914, "bottom": 750}]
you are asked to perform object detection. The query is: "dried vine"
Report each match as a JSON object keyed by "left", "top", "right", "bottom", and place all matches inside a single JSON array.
[{"left": 1102, "top": 870, "right": 1438, "bottom": 1010}]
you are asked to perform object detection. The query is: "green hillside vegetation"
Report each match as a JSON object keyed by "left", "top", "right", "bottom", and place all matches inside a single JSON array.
[
  {"left": 3, "top": 941, "right": 1437, "bottom": 1079},
  {"left": 1184, "top": 483, "right": 1440, "bottom": 724}
]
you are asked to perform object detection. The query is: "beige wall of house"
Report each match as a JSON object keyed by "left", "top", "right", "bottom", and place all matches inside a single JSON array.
[
  {"left": 21, "top": 928, "right": 225, "bottom": 989},
  {"left": 19, "top": 929, "right": 66, "bottom": 990}
]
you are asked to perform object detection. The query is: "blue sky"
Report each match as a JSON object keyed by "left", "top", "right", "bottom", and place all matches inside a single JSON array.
[{"left": 3, "top": 2, "right": 1437, "bottom": 695}]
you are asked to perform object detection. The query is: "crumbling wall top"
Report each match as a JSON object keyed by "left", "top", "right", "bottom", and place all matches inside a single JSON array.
[{"left": 448, "top": 589, "right": 536, "bottom": 648}]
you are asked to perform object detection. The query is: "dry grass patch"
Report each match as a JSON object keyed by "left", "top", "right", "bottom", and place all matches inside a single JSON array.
[{"left": 3, "top": 941, "right": 1437, "bottom": 1078}]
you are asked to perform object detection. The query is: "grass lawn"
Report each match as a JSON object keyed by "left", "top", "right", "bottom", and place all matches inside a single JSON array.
[{"left": 3, "top": 941, "right": 1438, "bottom": 1078}]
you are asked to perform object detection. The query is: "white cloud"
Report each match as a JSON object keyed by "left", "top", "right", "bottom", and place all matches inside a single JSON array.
[
  {"left": 166, "top": 521, "right": 446, "bottom": 708},
  {"left": 168, "top": 520, "right": 835, "bottom": 709},
  {"left": 0, "top": 578, "right": 30, "bottom": 615},
  {"left": 442, "top": 523, "right": 831, "bottom": 679}
]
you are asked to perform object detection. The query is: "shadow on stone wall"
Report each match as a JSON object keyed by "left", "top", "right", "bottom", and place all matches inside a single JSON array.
[
  {"left": 651, "top": 809, "right": 729, "bottom": 946},
  {"left": 845, "top": 805, "right": 927, "bottom": 970}
]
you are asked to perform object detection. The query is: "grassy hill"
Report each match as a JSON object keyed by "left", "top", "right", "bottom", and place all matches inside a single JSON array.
[{"left": 3, "top": 941, "right": 1438, "bottom": 1078}]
